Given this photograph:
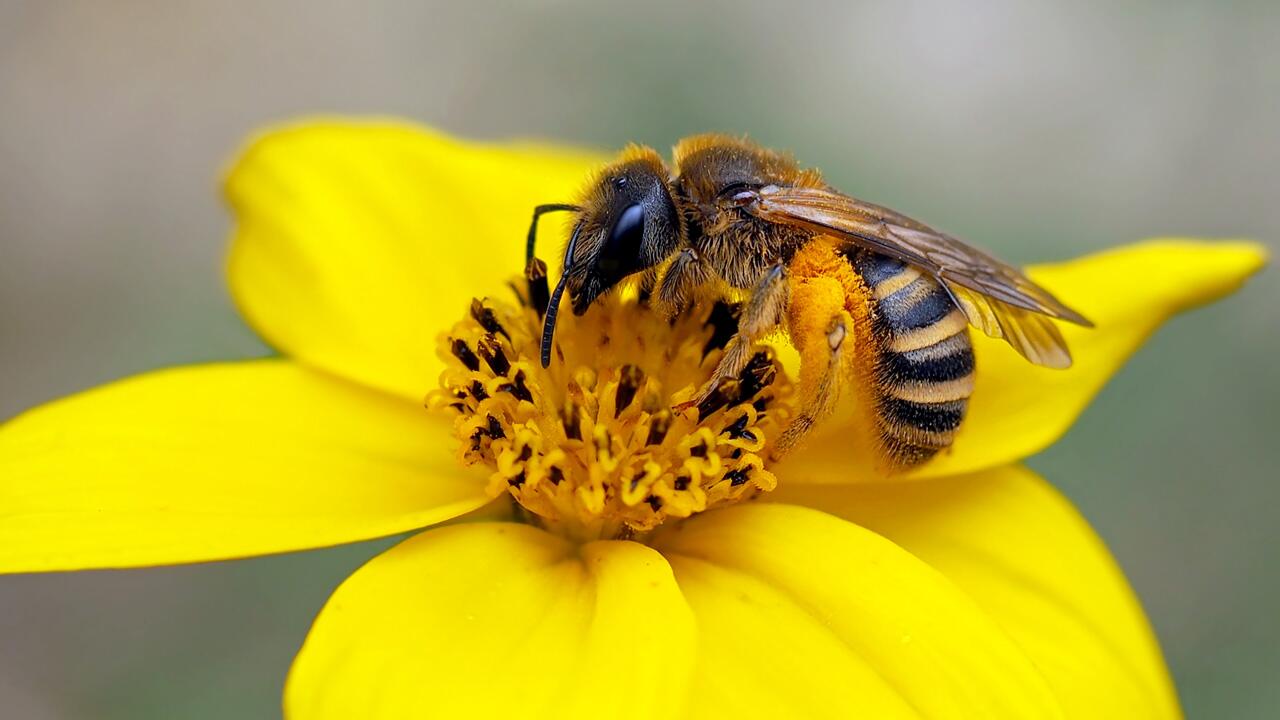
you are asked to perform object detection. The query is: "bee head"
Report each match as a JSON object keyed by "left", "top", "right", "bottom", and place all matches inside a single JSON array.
[
  {"left": 534, "top": 147, "right": 684, "bottom": 367},
  {"left": 562, "top": 148, "right": 683, "bottom": 315}
]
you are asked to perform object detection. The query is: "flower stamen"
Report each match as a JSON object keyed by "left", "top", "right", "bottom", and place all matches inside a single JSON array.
[{"left": 428, "top": 283, "right": 793, "bottom": 541}]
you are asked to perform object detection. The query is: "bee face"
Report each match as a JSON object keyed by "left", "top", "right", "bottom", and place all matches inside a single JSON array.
[{"left": 565, "top": 149, "right": 683, "bottom": 314}]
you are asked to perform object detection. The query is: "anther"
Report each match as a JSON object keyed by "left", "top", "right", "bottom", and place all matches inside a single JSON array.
[
  {"left": 614, "top": 365, "right": 645, "bottom": 417},
  {"left": 702, "top": 301, "right": 741, "bottom": 356},
  {"left": 477, "top": 335, "right": 511, "bottom": 376},
  {"left": 646, "top": 411, "right": 671, "bottom": 446},
  {"left": 723, "top": 414, "right": 758, "bottom": 442},
  {"left": 450, "top": 338, "right": 480, "bottom": 371},
  {"left": 697, "top": 382, "right": 737, "bottom": 422},
  {"left": 563, "top": 403, "right": 582, "bottom": 441},
  {"left": 486, "top": 415, "right": 505, "bottom": 440},
  {"left": 725, "top": 468, "right": 751, "bottom": 486},
  {"left": 503, "top": 370, "right": 534, "bottom": 403},
  {"left": 469, "top": 380, "right": 489, "bottom": 401},
  {"left": 525, "top": 258, "right": 550, "bottom": 317},
  {"left": 736, "top": 351, "right": 776, "bottom": 401},
  {"left": 470, "top": 298, "right": 511, "bottom": 341}
]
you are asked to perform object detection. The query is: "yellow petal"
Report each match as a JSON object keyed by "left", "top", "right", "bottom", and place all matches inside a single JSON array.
[
  {"left": 654, "top": 503, "right": 1063, "bottom": 719},
  {"left": 225, "top": 119, "right": 606, "bottom": 401},
  {"left": 666, "top": 556, "right": 919, "bottom": 719},
  {"left": 771, "top": 465, "right": 1180, "bottom": 719},
  {"left": 782, "top": 239, "right": 1267, "bottom": 482},
  {"left": 285, "top": 523, "right": 695, "bottom": 720},
  {"left": 0, "top": 361, "right": 490, "bottom": 572}
]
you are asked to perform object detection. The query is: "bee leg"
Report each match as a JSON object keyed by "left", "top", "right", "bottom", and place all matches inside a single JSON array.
[
  {"left": 675, "top": 264, "right": 789, "bottom": 411},
  {"left": 773, "top": 314, "right": 849, "bottom": 458},
  {"left": 655, "top": 248, "right": 712, "bottom": 318},
  {"left": 770, "top": 274, "right": 852, "bottom": 458},
  {"left": 636, "top": 266, "right": 660, "bottom": 306}
]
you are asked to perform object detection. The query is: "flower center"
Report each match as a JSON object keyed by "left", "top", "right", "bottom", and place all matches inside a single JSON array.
[{"left": 427, "top": 276, "right": 794, "bottom": 542}]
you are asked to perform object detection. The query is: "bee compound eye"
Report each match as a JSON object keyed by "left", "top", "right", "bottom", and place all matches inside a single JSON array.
[{"left": 599, "top": 203, "right": 645, "bottom": 275}]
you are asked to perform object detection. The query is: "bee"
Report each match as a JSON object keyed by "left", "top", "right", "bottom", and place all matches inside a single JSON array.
[{"left": 525, "top": 136, "right": 1091, "bottom": 468}]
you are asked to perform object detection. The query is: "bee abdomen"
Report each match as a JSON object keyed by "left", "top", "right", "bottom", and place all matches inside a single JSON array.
[{"left": 851, "top": 251, "right": 975, "bottom": 468}]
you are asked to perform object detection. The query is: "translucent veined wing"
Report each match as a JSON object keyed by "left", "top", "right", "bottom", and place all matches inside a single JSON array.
[
  {"left": 947, "top": 284, "right": 1073, "bottom": 368},
  {"left": 746, "top": 185, "right": 1090, "bottom": 368}
]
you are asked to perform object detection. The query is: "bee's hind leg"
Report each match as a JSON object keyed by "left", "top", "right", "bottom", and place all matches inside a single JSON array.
[
  {"left": 769, "top": 274, "right": 853, "bottom": 459},
  {"left": 675, "top": 264, "right": 789, "bottom": 411},
  {"left": 773, "top": 314, "right": 848, "bottom": 459}
]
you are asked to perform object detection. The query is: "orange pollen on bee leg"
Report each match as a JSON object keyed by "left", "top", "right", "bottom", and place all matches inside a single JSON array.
[{"left": 425, "top": 283, "right": 794, "bottom": 542}]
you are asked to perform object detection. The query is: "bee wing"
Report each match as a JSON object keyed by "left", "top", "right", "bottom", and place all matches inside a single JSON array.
[
  {"left": 946, "top": 284, "right": 1073, "bottom": 368},
  {"left": 749, "top": 186, "right": 1089, "bottom": 368}
]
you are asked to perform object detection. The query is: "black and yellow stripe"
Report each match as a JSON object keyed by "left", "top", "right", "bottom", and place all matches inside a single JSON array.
[{"left": 849, "top": 250, "right": 975, "bottom": 467}]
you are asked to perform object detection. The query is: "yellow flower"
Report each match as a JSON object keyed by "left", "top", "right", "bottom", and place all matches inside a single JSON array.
[{"left": 0, "top": 119, "right": 1266, "bottom": 719}]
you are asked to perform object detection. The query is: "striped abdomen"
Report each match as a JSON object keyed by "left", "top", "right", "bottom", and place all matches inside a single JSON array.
[{"left": 850, "top": 250, "right": 975, "bottom": 467}]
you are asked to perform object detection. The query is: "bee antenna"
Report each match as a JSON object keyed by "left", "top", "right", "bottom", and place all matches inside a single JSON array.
[
  {"left": 526, "top": 203, "right": 580, "bottom": 266},
  {"left": 541, "top": 219, "right": 584, "bottom": 368},
  {"left": 540, "top": 272, "right": 570, "bottom": 367}
]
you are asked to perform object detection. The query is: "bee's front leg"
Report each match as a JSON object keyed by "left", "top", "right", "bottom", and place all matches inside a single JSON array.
[
  {"left": 655, "top": 248, "right": 712, "bottom": 318},
  {"left": 674, "top": 263, "right": 789, "bottom": 412}
]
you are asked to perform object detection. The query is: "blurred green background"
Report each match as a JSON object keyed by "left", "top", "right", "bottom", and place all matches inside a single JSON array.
[{"left": 1, "top": 1, "right": 1276, "bottom": 717}]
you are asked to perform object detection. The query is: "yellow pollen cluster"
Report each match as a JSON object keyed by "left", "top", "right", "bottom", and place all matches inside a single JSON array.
[{"left": 427, "top": 281, "right": 793, "bottom": 541}]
